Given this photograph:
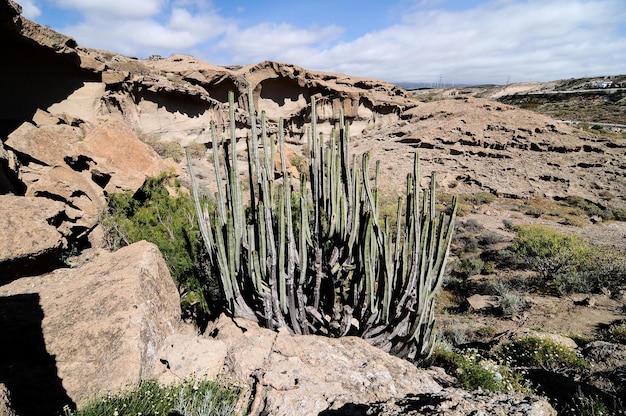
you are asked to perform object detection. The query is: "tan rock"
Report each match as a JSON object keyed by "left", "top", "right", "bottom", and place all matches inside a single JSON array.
[
  {"left": 0, "top": 141, "right": 16, "bottom": 194},
  {"left": 6, "top": 122, "right": 82, "bottom": 167},
  {"left": 0, "top": 383, "right": 16, "bottom": 416},
  {"left": 154, "top": 334, "right": 228, "bottom": 384},
  {"left": 25, "top": 165, "right": 106, "bottom": 235},
  {"left": 75, "top": 119, "right": 178, "bottom": 192},
  {"left": 0, "top": 241, "right": 182, "bottom": 408},
  {"left": 466, "top": 294, "right": 501, "bottom": 312},
  {"left": 0, "top": 195, "right": 66, "bottom": 278},
  {"left": 206, "top": 315, "right": 443, "bottom": 416},
  {"left": 102, "top": 70, "right": 129, "bottom": 86}
]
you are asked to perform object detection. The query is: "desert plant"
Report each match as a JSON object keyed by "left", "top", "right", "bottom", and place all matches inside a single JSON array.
[
  {"left": 511, "top": 225, "right": 626, "bottom": 294},
  {"left": 488, "top": 279, "right": 528, "bottom": 316},
  {"left": 187, "top": 89, "right": 458, "bottom": 360},
  {"left": 601, "top": 320, "right": 626, "bottom": 345},
  {"left": 511, "top": 225, "right": 591, "bottom": 282},
  {"left": 101, "top": 172, "right": 216, "bottom": 324},
  {"left": 430, "top": 346, "right": 525, "bottom": 393},
  {"left": 63, "top": 379, "right": 241, "bottom": 416},
  {"left": 454, "top": 256, "right": 485, "bottom": 279},
  {"left": 497, "top": 336, "right": 589, "bottom": 374}
]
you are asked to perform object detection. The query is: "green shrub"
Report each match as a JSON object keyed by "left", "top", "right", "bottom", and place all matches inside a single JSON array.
[
  {"left": 454, "top": 256, "right": 485, "bottom": 278},
  {"left": 101, "top": 172, "right": 219, "bottom": 324},
  {"left": 601, "top": 320, "right": 626, "bottom": 345},
  {"left": 511, "top": 225, "right": 626, "bottom": 294},
  {"left": 63, "top": 379, "right": 241, "bottom": 416},
  {"left": 152, "top": 141, "right": 186, "bottom": 162},
  {"left": 478, "top": 232, "right": 505, "bottom": 247},
  {"left": 431, "top": 346, "right": 525, "bottom": 393},
  {"left": 488, "top": 279, "right": 528, "bottom": 316},
  {"left": 497, "top": 336, "right": 589, "bottom": 374},
  {"left": 511, "top": 225, "right": 591, "bottom": 282}
]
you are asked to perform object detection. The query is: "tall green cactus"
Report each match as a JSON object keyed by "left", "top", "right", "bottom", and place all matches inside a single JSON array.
[{"left": 187, "top": 87, "right": 457, "bottom": 359}]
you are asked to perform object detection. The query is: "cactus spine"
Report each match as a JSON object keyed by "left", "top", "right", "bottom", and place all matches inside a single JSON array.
[{"left": 187, "top": 88, "right": 457, "bottom": 359}]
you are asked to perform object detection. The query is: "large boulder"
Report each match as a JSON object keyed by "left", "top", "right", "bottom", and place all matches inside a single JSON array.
[
  {"left": 201, "top": 315, "right": 443, "bottom": 416},
  {"left": 0, "top": 195, "right": 67, "bottom": 280},
  {"left": 0, "top": 241, "right": 182, "bottom": 413},
  {"left": 154, "top": 315, "right": 554, "bottom": 416},
  {"left": 5, "top": 122, "right": 83, "bottom": 167},
  {"left": 25, "top": 165, "right": 107, "bottom": 237}
]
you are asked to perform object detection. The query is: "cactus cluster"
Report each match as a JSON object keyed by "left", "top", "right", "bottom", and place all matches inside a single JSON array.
[{"left": 187, "top": 88, "right": 457, "bottom": 360}]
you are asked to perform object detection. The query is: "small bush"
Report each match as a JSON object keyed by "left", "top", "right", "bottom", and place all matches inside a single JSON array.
[
  {"left": 152, "top": 141, "right": 186, "bottom": 162},
  {"left": 488, "top": 279, "right": 528, "bottom": 316},
  {"left": 186, "top": 142, "right": 208, "bottom": 158},
  {"left": 497, "top": 336, "right": 589, "bottom": 374},
  {"left": 455, "top": 257, "right": 484, "bottom": 278},
  {"left": 503, "top": 219, "right": 515, "bottom": 230},
  {"left": 431, "top": 346, "right": 525, "bottom": 393},
  {"left": 511, "top": 225, "right": 591, "bottom": 282},
  {"left": 478, "top": 232, "right": 506, "bottom": 247},
  {"left": 511, "top": 226, "right": 626, "bottom": 294},
  {"left": 64, "top": 379, "right": 241, "bottom": 416},
  {"left": 601, "top": 320, "right": 626, "bottom": 345}
]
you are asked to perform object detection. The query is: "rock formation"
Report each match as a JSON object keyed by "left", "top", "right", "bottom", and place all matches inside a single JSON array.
[{"left": 0, "top": 241, "right": 183, "bottom": 414}]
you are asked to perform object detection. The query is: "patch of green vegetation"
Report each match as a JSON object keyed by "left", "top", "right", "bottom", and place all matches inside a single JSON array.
[
  {"left": 487, "top": 279, "right": 528, "bottom": 317},
  {"left": 438, "top": 192, "right": 496, "bottom": 217},
  {"left": 64, "top": 379, "right": 241, "bottom": 416},
  {"left": 430, "top": 346, "right": 527, "bottom": 393},
  {"left": 496, "top": 336, "right": 589, "bottom": 374},
  {"left": 511, "top": 225, "right": 590, "bottom": 281},
  {"left": 454, "top": 256, "right": 485, "bottom": 279},
  {"left": 600, "top": 320, "right": 626, "bottom": 345},
  {"left": 510, "top": 225, "right": 626, "bottom": 294},
  {"left": 101, "top": 172, "right": 220, "bottom": 324}
]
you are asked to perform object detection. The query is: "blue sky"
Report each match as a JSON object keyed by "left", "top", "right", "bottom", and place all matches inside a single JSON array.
[{"left": 18, "top": 0, "right": 626, "bottom": 85}]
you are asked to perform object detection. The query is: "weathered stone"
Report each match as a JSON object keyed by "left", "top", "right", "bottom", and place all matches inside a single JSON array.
[
  {"left": 583, "top": 341, "right": 626, "bottom": 373},
  {"left": 0, "top": 241, "right": 182, "bottom": 410},
  {"left": 102, "top": 70, "right": 129, "bottom": 86},
  {"left": 6, "top": 122, "right": 81, "bottom": 166},
  {"left": 0, "top": 140, "right": 17, "bottom": 194},
  {"left": 0, "top": 195, "right": 66, "bottom": 280},
  {"left": 466, "top": 294, "right": 501, "bottom": 311},
  {"left": 205, "top": 315, "right": 443, "bottom": 416},
  {"left": 74, "top": 119, "right": 177, "bottom": 192},
  {"left": 323, "top": 387, "right": 556, "bottom": 416},
  {"left": 25, "top": 165, "right": 106, "bottom": 235},
  {"left": 0, "top": 383, "right": 16, "bottom": 416},
  {"left": 154, "top": 333, "right": 228, "bottom": 385}
]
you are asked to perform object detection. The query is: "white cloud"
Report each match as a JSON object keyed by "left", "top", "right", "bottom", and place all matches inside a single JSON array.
[
  {"left": 55, "top": 1, "right": 233, "bottom": 57},
  {"left": 19, "top": 1, "right": 41, "bottom": 19},
  {"left": 55, "top": 0, "right": 165, "bottom": 19},
  {"left": 279, "top": 0, "right": 626, "bottom": 83},
  {"left": 217, "top": 23, "right": 344, "bottom": 64}
]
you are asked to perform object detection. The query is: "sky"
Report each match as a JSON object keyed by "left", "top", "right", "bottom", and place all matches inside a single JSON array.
[{"left": 18, "top": 0, "right": 626, "bottom": 85}]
